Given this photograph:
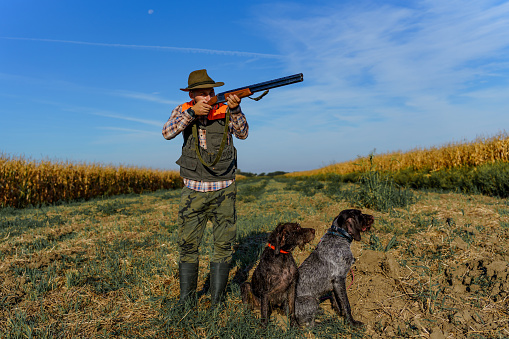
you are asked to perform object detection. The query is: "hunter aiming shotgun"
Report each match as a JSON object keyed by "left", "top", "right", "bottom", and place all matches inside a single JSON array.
[
  {"left": 206, "top": 73, "right": 304, "bottom": 106},
  {"left": 164, "top": 70, "right": 305, "bottom": 308},
  {"left": 194, "top": 73, "right": 304, "bottom": 167}
]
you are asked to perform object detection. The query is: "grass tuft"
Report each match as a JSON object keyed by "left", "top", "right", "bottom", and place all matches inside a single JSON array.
[{"left": 345, "top": 156, "right": 417, "bottom": 212}]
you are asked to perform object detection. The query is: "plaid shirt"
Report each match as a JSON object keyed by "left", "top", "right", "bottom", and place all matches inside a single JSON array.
[{"left": 162, "top": 103, "right": 249, "bottom": 192}]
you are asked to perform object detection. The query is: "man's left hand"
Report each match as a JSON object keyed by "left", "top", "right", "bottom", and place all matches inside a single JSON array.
[{"left": 226, "top": 94, "right": 241, "bottom": 110}]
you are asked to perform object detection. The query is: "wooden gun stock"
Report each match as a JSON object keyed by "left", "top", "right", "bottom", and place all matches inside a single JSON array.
[{"left": 206, "top": 88, "right": 252, "bottom": 106}]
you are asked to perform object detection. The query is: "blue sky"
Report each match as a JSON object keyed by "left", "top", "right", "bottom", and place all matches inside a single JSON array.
[{"left": 1, "top": 0, "right": 509, "bottom": 173}]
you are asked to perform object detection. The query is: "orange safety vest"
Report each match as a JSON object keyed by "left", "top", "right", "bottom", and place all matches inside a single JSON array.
[{"left": 181, "top": 100, "right": 228, "bottom": 120}]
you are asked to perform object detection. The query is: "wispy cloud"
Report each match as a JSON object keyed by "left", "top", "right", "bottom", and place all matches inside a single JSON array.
[
  {"left": 111, "top": 90, "right": 179, "bottom": 105},
  {"left": 97, "top": 126, "right": 159, "bottom": 135},
  {"left": 37, "top": 101, "right": 163, "bottom": 127},
  {"left": 261, "top": 1, "right": 509, "bottom": 93},
  {"left": 0, "top": 36, "right": 282, "bottom": 59},
  {"left": 89, "top": 111, "right": 162, "bottom": 127},
  {"left": 256, "top": 1, "right": 509, "bottom": 125},
  {"left": 91, "top": 127, "right": 160, "bottom": 145},
  {"left": 0, "top": 72, "right": 180, "bottom": 106}
]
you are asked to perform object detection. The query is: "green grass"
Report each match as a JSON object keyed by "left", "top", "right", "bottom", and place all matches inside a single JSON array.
[
  {"left": 0, "top": 211, "right": 66, "bottom": 238},
  {"left": 277, "top": 173, "right": 417, "bottom": 213},
  {"left": 365, "top": 234, "right": 398, "bottom": 252},
  {"left": 391, "top": 160, "right": 509, "bottom": 198},
  {"left": 344, "top": 168, "right": 416, "bottom": 212},
  {"left": 289, "top": 160, "right": 509, "bottom": 199}
]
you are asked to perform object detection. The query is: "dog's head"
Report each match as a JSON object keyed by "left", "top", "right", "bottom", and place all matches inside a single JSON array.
[
  {"left": 331, "top": 209, "right": 374, "bottom": 241},
  {"left": 268, "top": 222, "right": 315, "bottom": 254}
]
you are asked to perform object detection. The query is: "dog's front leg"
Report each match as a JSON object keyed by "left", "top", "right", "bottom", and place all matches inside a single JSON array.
[
  {"left": 287, "top": 281, "right": 297, "bottom": 327},
  {"left": 332, "top": 278, "right": 363, "bottom": 327},
  {"left": 330, "top": 289, "right": 344, "bottom": 317},
  {"left": 260, "top": 294, "right": 271, "bottom": 327}
]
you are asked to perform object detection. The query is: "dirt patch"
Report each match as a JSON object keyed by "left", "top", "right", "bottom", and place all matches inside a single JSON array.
[{"left": 343, "top": 245, "right": 509, "bottom": 338}]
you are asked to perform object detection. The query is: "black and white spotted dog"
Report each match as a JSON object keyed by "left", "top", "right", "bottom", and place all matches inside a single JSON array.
[{"left": 295, "top": 209, "right": 374, "bottom": 327}]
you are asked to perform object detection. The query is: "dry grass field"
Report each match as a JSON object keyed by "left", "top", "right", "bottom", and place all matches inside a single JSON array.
[
  {"left": 288, "top": 132, "right": 509, "bottom": 177},
  {"left": 1, "top": 177, "right": 508, "bottom": 338}
]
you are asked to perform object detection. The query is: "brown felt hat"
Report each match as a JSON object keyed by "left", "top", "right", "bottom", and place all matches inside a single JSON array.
[{"left": 180, "top": 69, "right": 224, "bottom": 91}]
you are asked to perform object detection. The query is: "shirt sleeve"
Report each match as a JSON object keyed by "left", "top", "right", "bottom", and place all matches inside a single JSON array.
[
  {"left": 162, "top": 104, "right": 194, "bottom": 140},
  {"left": 229, "top": 106, "right": 249, "bottom": 140}
]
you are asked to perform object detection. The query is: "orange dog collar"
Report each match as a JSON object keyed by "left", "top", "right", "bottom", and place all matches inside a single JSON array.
[{"left": 267, "top": 243, "right": 290, "bottom": 254}]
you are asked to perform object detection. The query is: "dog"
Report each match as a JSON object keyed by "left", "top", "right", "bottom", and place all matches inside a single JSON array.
[
  {"left": 241, "top": 222, "right": 315, "bottom": 327},
  {"left": 295, "top": 209, "right": 374, "bottom": 328}
]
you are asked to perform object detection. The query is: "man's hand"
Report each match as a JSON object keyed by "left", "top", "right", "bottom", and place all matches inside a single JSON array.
[
  {"left": 192, "top": 100, "right": 212, "bottom": 116},
  {"left": 226, "top": 94, "right": 241, "bottom": 110}
]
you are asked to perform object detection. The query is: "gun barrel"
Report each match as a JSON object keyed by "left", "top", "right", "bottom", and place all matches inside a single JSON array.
[{"left": 214, "top": 73, "right": 303, "bottom": 104}]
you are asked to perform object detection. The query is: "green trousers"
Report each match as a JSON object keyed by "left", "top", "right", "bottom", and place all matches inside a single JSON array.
[{"left": 177, "top": 182, "right": 237, "bottom": 264}]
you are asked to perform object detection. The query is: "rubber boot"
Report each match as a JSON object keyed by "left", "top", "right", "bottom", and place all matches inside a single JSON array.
[
  {"left": 209, "top": 262, "right": 230, "bottom": 306},
  {"left": 179, "top": 262, "right": 198, "bottom": 305}
]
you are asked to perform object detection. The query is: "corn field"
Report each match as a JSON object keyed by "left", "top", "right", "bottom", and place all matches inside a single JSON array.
[
  {"left": 288, "top": 132, "right": 509, "bottom": 177},
  {"left": 0, "top": 154, "right": 182, "bottom": 208}
]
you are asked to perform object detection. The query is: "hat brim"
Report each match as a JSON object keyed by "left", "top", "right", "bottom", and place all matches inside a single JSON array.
[{"left": 180, "top": 82, "right": 224, "bottom": 91}]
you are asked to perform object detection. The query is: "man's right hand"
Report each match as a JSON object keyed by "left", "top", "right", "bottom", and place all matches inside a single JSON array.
[{"left": 192, "top": 100, "right": 212, "bottom": 116}]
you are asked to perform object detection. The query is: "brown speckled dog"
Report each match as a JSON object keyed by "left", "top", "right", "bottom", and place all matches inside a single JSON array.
[
  {"left": 295, "top": 209, "right": 374, "bottom": 328},
  {"left": 241, "top": 222, "right": 315, "bottom": 327}
]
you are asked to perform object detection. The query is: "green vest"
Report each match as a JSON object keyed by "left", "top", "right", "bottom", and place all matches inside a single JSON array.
[{"left": 176, "top": 117, "right": 237, "bottom": 181}]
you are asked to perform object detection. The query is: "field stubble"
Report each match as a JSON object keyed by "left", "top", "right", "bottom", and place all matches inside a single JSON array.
[{"left": 0, "top": 178, "right": 508, "bottom": 338}]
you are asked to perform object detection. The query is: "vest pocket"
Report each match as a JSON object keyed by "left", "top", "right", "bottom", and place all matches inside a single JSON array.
[{"left": 176, "top": 155, "right": 197, "bottom": 171}]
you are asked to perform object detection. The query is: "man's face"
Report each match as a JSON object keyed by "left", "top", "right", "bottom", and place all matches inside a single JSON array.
[{"left": 189, "top": 88, "right": 215, "bottom": 103}]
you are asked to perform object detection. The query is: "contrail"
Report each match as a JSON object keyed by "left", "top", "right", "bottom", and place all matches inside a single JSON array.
[{"left": 0, "top": 37, "right": 282, "bottom": 59}]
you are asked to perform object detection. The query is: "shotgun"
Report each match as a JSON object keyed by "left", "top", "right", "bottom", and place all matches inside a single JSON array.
[
  {"left": 206, "top": 73, "right": 304, "bottom": 106},
  {"left": 193, "top": 73, "right": 303, "bottom": 168}
]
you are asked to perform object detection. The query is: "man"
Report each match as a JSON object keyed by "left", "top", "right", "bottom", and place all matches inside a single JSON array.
[{"left": 162, "top": 69, "right": 248, "bottom": 306}]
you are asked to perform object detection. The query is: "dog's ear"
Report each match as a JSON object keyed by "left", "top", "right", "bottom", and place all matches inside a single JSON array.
[
  {"left": 332, "top": 214, "right": 344, "bottom": 229},
  {"left": 333, "top": 211, "right": 353, "bottom": 229},
  {"left": 274, "top": 228, "right": 287, "bottom": 254},
  {"left": 269, "top": 223, "right": 287, "bottom": 254},
  {"left": 345, "top": 217, "right": 362, "bottom": 241}
]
